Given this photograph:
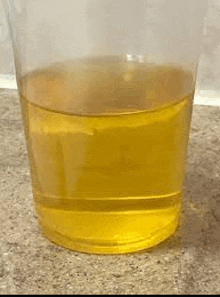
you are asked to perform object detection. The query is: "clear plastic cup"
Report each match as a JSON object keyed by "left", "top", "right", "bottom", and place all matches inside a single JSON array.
[{"left": 4, "top": 0, "right": 207, "bottom": 254}]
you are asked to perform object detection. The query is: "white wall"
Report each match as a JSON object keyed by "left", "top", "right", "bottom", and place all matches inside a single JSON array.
[
  {"left": 197, "top": 0, "right": 220, "bottom": 91},
  {"left": 0, "top": 0, "right": 220, "bottom": 91},
  {"left": 0, "top": 0, "right": 15, "bottom": 74}
]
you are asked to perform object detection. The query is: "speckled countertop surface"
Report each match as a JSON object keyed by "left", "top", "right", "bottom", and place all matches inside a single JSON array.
[{"left": 1, "top": 88, "right": 220, "bottom": 294}]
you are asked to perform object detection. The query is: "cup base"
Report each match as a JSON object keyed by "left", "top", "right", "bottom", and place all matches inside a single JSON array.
[{"left": 38, "top": 219, "right": 179, "bottom": 255}]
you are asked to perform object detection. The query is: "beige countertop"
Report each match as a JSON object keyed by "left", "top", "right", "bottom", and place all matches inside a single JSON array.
[{"left": 1, "top": 88, "right": 220, "bottom": 294}]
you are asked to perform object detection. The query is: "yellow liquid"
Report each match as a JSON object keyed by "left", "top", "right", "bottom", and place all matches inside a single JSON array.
[{"left": 19, "top": 58, "right": 194, "bottom": 254}]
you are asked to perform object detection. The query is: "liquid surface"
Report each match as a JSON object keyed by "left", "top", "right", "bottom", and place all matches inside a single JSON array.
[{"left": 19, "top": 58, "right": 194, "bottom": 254}]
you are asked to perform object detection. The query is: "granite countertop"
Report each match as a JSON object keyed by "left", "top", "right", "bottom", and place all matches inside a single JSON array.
[{"left": 1, "top": 88, "right": 220, "bottom": 294}]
